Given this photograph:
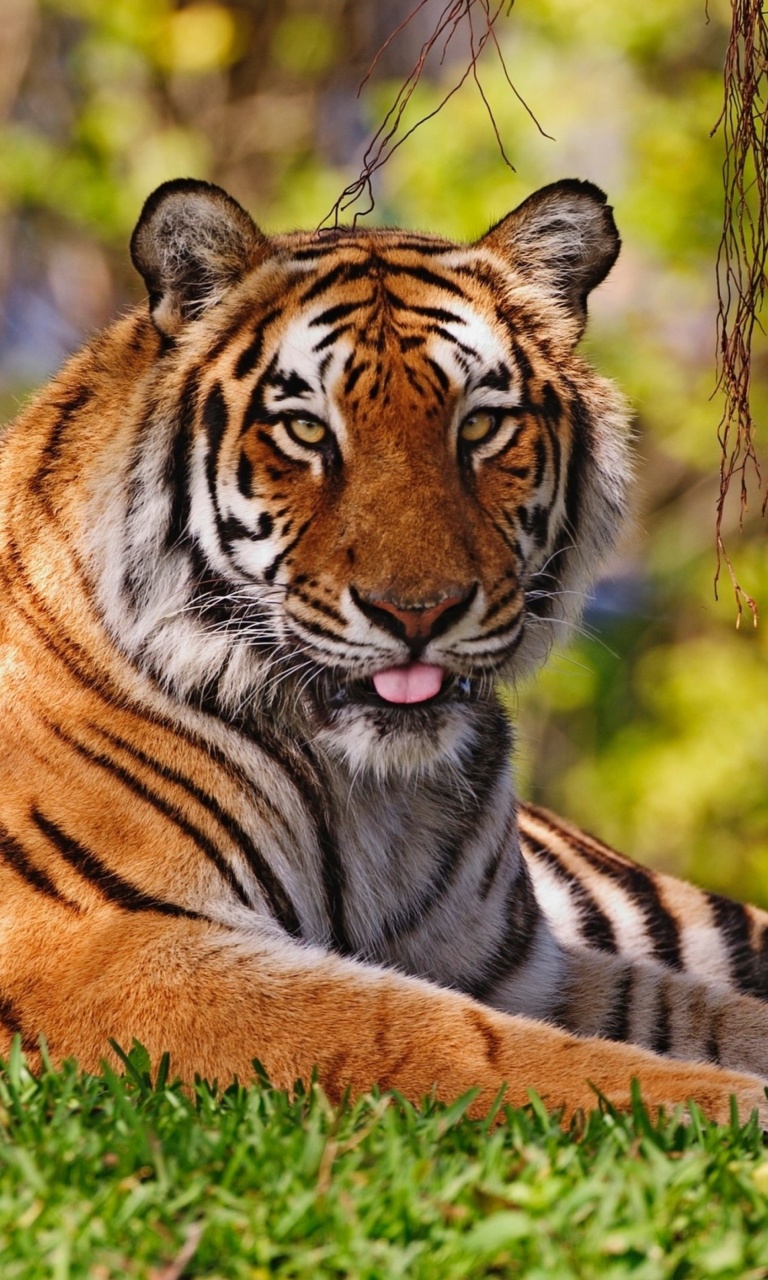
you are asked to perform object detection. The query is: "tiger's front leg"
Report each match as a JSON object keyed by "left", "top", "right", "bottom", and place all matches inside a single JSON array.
[{"left": 3, "top": 906, "right": 767, "bottom": 1126}]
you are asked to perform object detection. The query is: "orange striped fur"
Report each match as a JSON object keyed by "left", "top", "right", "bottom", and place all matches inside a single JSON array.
[{"left": 0, "top": 178, "right": 766, "bottom": 1123}]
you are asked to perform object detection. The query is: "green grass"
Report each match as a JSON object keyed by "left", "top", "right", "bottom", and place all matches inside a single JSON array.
[{"left": 2, "top": 1044, "right": 768, "bottom": 1279}]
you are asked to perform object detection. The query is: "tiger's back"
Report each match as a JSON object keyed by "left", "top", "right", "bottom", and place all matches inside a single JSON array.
[{"left": 1, "top": 176, "right": 767, "bottom": 1122}]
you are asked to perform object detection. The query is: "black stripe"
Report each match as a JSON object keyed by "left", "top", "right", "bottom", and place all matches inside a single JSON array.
[
  {"left": 287, "top": 611, "right": 369, "bottom": 648},
  {"left": 540, "top": 381, "right": 563, "bottom": 422},
  {"left": 291, "top": 587, "right": 346, "bottom": 628},
  {"left": 433, "top": 328, "right": 478, "bottom": 360},
  {"left": 234, "top": 308, "right": 280, "bottom": 380},
  {"left": 312, "top": 324, "right": 355, "bottom": 353},
  {"left": 488, "top": 512, "right": 525, "bottom": 558},
  {"left": 203, "top": 382, "right": 272, "bottom": 556},
  {"left": 268, "top": 369, "right": 313, "bottom": 400},
  {"left": 263, "top": 517, "right": 312, "bottom": 585},
  {"left": 91, "top": 723, "right": 302, "bottom": 937},
  {"left": 384, "top": 293, "right": 466, "bottom": 325},
  {"left": 0, "top": 822, "right": 80, "bottom": 909},
  {"left": 476, "top": 363, "right": 512, "bottom": 394},
  {"left": 517, "top": 502, "right": 550, "bottom": 551},
  {"left": 300, "top": 261, "right": 373, "bottom": 302},
  {"left": 163, "top": 367, "right": 199, "bottom": 548},
  {"left": 403, "top": 364, "right": 427, "bottom": 396},
  {"left": 580, "top": 844, "right": 683, "bottom": 969},
  {"left": 532, "top": 434, "right": 548, "bottom": 488},
  {"left": 381, "top": 238, "right": 454, "bottom": 255},
  {"left": 753, "top": 925, "right": 768, "bottom": 1001},
  {"left": 424, "top": 355, "right": 450, "bottom": 394},
  {"left": 522, "top": 834, "right": 617, "bottom": 953},
  {"left": 344, "top": 360, "right": 368, "bottom": 396},
  {"left": 379, "top": 261, "right": 465, "bottom": 295},
  {"left": 291, "top": 244, "right": 362, "bottom": 261},
  {"left": 0, "top": 992, "right": 38, "bottom": 1054},
  {"left": 509, "top": 336, "right": 534, "bottom": 382},
  {"left": 236, "top": 449, "right": 254, "bottom": 499},
  {"left": 704, "top": 1009, "right": 722, "bottom": 1065},
  {"left": 203, "top": 302, "right": 260, "bottom": 365},
  {"left": 254, "top": 427, "right": 308, "bottom": 467},
  {"left": 650, "top": 981, "right": 673, "bottom": 1057},
  {"left": 318, "top": 824, "right": 349, "bottom": 955},
  {"left": 46, "top": 722, "right": 252, "bottom": 909},
  {"left": 481, "top": 579, "right": 522, "bottom": 628},
  {"left": 498, "top": 463, "right": 531, "bottom": 480},
  {"left": 290, "top": 238, "right": 454, "bottom": 262},
  {"left": 241, "top": 352, "right": 278, "bottom": 431},
  {"left": 203, "top": 381, "right": 229, "bottom": 504},
  {"left": 309, "top": 299, "right": 371, "bottom": 328},
  {"left": 31, "top": 808, "right": 205, "bottom": 920},
  {"left": 1, "top": 542, "right": 132, "bottom": 713},
  {"left": 464, "top": 860, "right": 542, "bottom": 1005},
  {"left": 561, "top": 388, "right": 590, "bottom": 553},
  {"left": 218, "top": 510, "right": 273, "bottom": 551},
  {"left": 29, "top": 386, "right": 94, "bottom": 501},
  {"left": 707, "top": 892, "right": 762, "bottom": 997},
  {"left": 602, "top": 967, "right": 634, "bottom": 1043},
  {"left": 528, "top": 810, "right": 683, "bottom": 970},
  {"left": 275, "top": 737, "right": 349, "bottom": 955},
  {"left": 454, "top": 261, "right": 511, "bottom": 291},
  {"left": 478, "top": 810, "right": 518, "bottom": 901}
]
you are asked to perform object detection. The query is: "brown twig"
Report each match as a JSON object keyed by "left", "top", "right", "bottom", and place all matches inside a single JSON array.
[
  {"left": 151, "top": 1222, "right": 204, "bottom": 1280},
  {"left": 712, "top": 0, "right": 767, "bottom": 625},
  {"left": 323, "top": 0, "right": 550, "bottom": 227}
]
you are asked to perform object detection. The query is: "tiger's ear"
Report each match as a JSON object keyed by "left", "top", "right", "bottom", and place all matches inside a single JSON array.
[
  {"left": 130, "top": 178, "right": 267, "bottom": 337},
  {"left": 478, "top": 179, "right": 620, "bottom": 338}
]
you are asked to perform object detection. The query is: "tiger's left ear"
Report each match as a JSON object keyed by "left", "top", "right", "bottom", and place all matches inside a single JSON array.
[
  {"left": 130, "top": 178, "right": 267, "bottom": 337},
  {"left": 478, "top": 179, "right": 620, "bottom": 339}
]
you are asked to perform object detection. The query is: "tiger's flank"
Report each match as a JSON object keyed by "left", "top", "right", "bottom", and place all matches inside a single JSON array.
[{"left": 1, "top": 176, "right": 767, "bottom": 1122}]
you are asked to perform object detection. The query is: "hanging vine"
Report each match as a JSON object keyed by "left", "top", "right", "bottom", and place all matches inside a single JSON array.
[
  {"left": 712, "top": 0, "right": 768, "bottom": 624},
  {"left": 323, "top": 0, "right": 549, "bottom": 226}
]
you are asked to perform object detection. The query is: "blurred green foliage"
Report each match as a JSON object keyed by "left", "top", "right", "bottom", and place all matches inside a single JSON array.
[{"left": 0, "top": 0, "right": 765, "bottom": 900}]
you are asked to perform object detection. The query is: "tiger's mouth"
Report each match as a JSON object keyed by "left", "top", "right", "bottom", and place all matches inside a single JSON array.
[{"left": 319, "top": 663, "right": 477, "bottom": 710}]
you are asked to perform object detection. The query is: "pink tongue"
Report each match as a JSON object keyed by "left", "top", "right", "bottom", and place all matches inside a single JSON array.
[{"left": 372, "top": 663, "right": 444, "bottom": 705}]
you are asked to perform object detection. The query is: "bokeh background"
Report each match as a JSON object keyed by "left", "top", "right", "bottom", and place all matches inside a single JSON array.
[{"left": 1, "top": 0, "right": 766, "bottom": 901}]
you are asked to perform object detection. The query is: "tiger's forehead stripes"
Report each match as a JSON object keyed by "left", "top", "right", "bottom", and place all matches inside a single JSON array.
[{"left": 217, "top": 248, "right": 535, "bottom": 433}]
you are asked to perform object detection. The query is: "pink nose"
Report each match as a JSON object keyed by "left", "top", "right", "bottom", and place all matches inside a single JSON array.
[
  {"left": 364, "top": 595, "right": 467, "bottom": 642},
  {"left": 351, "top": 584, "right": 477, "bottom": 647}
]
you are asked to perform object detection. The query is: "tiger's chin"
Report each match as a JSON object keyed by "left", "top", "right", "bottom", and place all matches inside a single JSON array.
[{"left": 307, "top": 668, "right": 487, "bottom": 776}]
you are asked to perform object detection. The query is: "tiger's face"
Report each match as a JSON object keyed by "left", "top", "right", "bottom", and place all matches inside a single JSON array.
[{"left": 120, "top": 179, "right": 630, "bottom": 772}]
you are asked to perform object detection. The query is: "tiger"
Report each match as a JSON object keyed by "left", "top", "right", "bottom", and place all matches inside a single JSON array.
[{"left": 1, "top": 174, "right": 768, "bottom": 1125}]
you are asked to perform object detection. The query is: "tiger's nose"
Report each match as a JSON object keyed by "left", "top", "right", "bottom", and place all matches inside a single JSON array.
[{"left": 351, "top": 584, "right": 477, "bottom": 646}]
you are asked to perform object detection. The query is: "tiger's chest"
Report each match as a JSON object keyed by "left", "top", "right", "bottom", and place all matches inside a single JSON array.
[{"left": 314, "top": 761, "right": 562, "bottom": 1019}]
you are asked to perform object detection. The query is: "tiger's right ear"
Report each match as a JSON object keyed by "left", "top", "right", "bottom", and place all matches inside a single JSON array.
[
  {"left": 478, "top": 179, "right": 620, "bottom": 341},
  {"left": 130, "top": 178, "right": 267, "bottom": 337}
]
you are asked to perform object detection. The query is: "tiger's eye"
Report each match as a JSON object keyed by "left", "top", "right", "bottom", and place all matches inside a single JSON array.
[
  {"left": 459, "top": 410, "right": 496, "bottom": 444},
  {"left": 286, "top": 416, "right": 328, "bottom": 447}
]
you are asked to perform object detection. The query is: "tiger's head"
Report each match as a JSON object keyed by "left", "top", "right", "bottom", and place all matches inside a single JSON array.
[{"left": 104, "top": 178, "right": 630, "bottom": 774}]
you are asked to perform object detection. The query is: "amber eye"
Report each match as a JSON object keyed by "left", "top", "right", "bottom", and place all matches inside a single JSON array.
[
  {"left": 285, "top": 416, "right": 328, "bottom": 447},
  {"left": 459, "top": 410, "right": 497, "bottom": 445}
]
